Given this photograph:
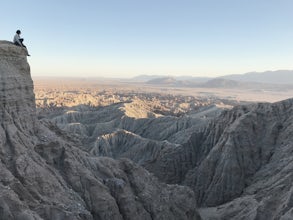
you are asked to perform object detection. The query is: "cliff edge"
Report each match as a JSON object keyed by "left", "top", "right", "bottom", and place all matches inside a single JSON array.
[{"left": 0, "top": 41, "right": 36, "bottom": 132}]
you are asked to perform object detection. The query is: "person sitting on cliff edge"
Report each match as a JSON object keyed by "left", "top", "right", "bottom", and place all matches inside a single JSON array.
[{"left": 13, "top": 30, "right": 30, "bottom": 56}]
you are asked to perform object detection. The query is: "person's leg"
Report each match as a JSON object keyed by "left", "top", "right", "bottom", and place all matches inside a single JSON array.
[
  {"left": 14, "top": 41, "right": 22, "bottom": 46},
  {"left": 14, "top": 39, "right": 30, "bottom": 55},
  {"left": 14, "top": 41, "right": 30, "bottom": 55},
  {"left": 19, "top": 39, "right": 27, "bottom": 47}
]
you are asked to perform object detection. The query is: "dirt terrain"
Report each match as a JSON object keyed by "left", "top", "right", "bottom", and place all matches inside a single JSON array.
[{"left": 33, "top": 77, "right": 293, "bottom": 109}]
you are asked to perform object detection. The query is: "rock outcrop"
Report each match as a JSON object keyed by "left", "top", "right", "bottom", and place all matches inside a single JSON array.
[
  {"left": 93, "top": 99, "right": 293, "bottom": 219},
  {"left": 0, "top": 41, "right": 201, "bottom": 220},
  {"left": 191, "top": 99, "right": 293, "bottom": 219},
  {"left": 103, "top": 98, "right": 293, "bottom": 220}
]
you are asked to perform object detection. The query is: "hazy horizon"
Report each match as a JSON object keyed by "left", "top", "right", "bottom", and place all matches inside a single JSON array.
[{"left": 31, "top": 69, "right": 293, "bottom": 80}]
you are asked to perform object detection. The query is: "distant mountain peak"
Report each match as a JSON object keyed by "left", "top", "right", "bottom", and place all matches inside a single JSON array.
[
  {"left": 146, "top": 76, "right": 177, "bottom": 85},
  {"left": 221, "top": 70, "right": 293, "bottom": 84}
]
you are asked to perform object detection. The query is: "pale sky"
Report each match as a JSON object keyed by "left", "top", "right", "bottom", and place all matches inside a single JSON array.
[{"left": 1, "top": 0, "right": 293, "bottom": 78}]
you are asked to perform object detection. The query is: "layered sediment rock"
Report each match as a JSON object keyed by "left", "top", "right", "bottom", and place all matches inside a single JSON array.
[
  {"left": 47, "top": 73, "right": 293, "bottom": 219},
  {"left": 0, "top": 41, "right": 201, "bottom": 220},
  {"left": 0, "top": 41, "right": 36, "bottom": 133},
  {"left": 192, "top": 99, "right": 293, "bottom": 219}
]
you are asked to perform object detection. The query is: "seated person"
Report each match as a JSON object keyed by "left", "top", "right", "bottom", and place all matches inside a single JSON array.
[{"left": 13, "top": 30, "right": 30, "bottom": 56}]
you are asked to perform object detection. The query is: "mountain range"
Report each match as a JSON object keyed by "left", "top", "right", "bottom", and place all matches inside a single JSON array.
[
  {"left": 222, "top": 70, "right": 293, "bottom": 84},
  {"left": 133, "top": 70, "right": 293, "bottom": 88}
]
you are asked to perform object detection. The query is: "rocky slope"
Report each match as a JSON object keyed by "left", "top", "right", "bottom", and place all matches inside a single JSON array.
[
  {"left": 0, "top": 41, "right": 201, "bottom": 220},
  {"left": 114, "top": 98, "right": 293, "bottom": 220},
  {"left": 102, "top": 99, "right": 293, "bottom": 219},
  {"left": 195, "top": 99, "right": 293, "bottom": 219},
  {"left": 47, "top": 79, "right": 293, "bottom": 219}
]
